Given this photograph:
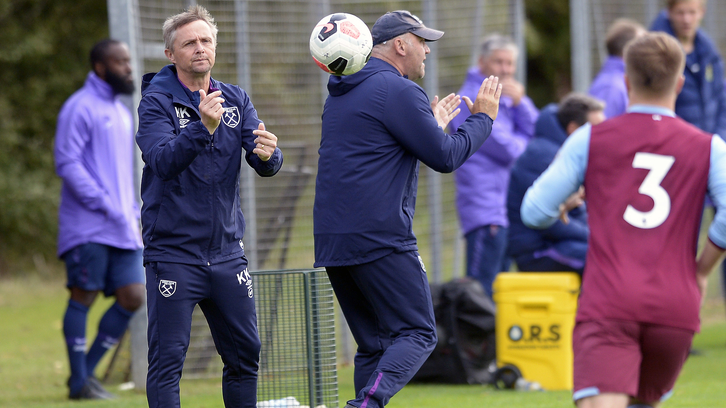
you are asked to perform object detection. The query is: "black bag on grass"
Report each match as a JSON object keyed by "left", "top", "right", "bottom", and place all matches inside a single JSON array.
[{"left": 412, "top": 277, "right": 497, "bottom": 384}]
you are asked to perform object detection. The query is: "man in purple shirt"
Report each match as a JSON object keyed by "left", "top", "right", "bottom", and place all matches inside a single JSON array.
[
  {"left": 54, "top": 39, "right": 144, "bottom": 400},
  {"left": 589, "top": 19, "right": 645, "bottom": 119},
  {"left": 450, "top": 34, "right": 538, "bottom": 298}
]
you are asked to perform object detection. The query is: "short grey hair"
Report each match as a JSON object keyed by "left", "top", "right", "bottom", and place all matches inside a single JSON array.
[
  {"left": 478, "top": 33, "right": 518, "bottom": 60},
  {"left": 163, "top": 5, "right": 218, "bottom": 51}
]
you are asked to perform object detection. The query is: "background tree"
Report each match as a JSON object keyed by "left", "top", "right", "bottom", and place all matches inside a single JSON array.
[
  {"left": 0, "top": 0, "right": 108, "bottom": 276},
  {"left": 526, "top": 0, "right": 573, "bottom": 107}
]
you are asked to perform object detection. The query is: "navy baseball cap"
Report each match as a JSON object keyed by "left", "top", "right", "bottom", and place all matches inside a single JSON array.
[{"left": 371, "top": 10, "right": 444, "bottom": 46}]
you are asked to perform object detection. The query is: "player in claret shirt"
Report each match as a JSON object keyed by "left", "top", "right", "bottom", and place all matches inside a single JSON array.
[{"left": 522, "top": 32, "right": 726, "bottom": 408}]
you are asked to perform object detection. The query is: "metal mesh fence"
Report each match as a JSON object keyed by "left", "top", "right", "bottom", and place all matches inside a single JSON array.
[
  {"left": 133, "top": 0, "right": 521, "bottom": 280},
  {"left": 182, "top": 269, "right": 338, "bottom": 408},
  {"left": 702, "top": 1, "right": 726, "bottom": 59},
  {"left": 114, "top": 0, "right": 522, "bottom": 388},
  {"left": 577, "top": 0, "right": 726, "bottom": 90}
]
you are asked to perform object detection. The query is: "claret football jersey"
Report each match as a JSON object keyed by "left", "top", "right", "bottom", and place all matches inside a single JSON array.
[{"left": 579, "top": 112, "right": 712, "bottom": 331}]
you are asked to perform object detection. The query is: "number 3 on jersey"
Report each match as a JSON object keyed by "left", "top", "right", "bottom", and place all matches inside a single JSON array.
[{"left": 623, "top": 152, "right": 675, "bottom": 229}]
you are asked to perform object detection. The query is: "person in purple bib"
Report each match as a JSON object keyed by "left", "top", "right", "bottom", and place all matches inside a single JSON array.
[
  {"left": 450, "top": 33, "right": 539, "bottom": 299},
  {"left": 54, "top": 39, "right": 144, "bottom": 400},
  {"left": 589, "top": 18, "right": 645, "bottom": 119}
]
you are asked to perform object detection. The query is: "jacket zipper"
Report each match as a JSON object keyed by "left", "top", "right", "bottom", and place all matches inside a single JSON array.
[{"left": 207, "top": 135, "right": 215, "bottom": 266}]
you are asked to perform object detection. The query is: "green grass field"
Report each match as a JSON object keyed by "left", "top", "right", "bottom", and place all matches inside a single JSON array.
[{"left": 1, "top": 275, "right": 725, "bottom": 408}]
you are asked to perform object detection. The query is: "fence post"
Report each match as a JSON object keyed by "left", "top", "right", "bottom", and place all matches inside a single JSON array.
[
  {"left": 513, "top": 0, "right": 527, "bottom": 87},
  {"left": 570, "top": 0, "right": 592, "bottom": 93},
  {"left": 470, "top": 0, "right": 486, "bottom": 67},
  {"left": 590, "top": 0, "right": 606, "bottom": 69},
  {"left": 107, "top": 0, "right": 147, "bottom": 391},
  {"left": 422, "top": 0, "right": 443, "bottom": 284},
  {"left": 235, "top": 0, "right": 259, "bottom": 271},
  {"left": 644, "top": 0, "right": 659, "bottom": 25}
]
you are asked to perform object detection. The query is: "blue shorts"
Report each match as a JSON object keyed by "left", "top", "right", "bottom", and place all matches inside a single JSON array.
[{"left": 62, "top": 243, "right": 144, "bottom": 297}]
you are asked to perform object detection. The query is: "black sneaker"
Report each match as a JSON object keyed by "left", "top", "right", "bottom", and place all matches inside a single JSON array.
[
  {"left": 86, "top": 377, "right": 117, "bottom": 399},
  {"left": 69, "top": 383, "right": 112, "bottom": 400}
]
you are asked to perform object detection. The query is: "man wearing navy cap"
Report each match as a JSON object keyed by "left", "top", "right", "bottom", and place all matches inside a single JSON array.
[{"left": 314, "top": 10, "right": 502, "bottom": 408}]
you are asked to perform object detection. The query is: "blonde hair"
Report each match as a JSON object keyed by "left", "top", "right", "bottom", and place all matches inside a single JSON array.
[
  {"left": 624, "top": 32, "right": 685, "bottom": 97},
  {"left": 163, "top": 5, "right": 218, "bottom": 51}
]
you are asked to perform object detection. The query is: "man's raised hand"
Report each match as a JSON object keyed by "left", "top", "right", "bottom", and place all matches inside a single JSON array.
[
  {"left": 463, "top": 75, "right": 503, "bottom": 120},
  {"left": 199, "top": 88, "right": 224, "bottom": 135},
  {"left": 252, "top": 122, "right": 278, "bottom": 161},
  {"left": 431, "top": 93, "right": 462, "bottom": 130}
]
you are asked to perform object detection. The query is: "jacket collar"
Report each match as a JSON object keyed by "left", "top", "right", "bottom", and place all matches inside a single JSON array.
[
  {"left": 601, "top": 56, "right": 625, "bottom": 73},
  {"left": 327, "top": 58, "right": 401, "bottom": 96},
  {"left": 85, "top": 71, "right": 115, "bottom": 101},
  {"left": 534, "top": 104, "right": 568, "bottom": 146},
  {"left": 142, "top": 64, "right": 220, "bottom": 108}
]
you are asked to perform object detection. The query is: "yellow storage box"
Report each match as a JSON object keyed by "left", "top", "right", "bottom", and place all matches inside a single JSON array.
[{"left": 492, "top": 272, "right": 580, "bottom": 391}]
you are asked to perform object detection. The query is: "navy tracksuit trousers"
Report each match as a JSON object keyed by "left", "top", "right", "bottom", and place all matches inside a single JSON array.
[
  {"left": 326, "top": 250, "right": 437, "bottom": 408},
  {"left": 145, "top": 258, "right": 260, "bottom": 408}
]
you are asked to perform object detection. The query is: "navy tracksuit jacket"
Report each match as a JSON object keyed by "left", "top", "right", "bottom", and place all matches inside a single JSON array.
[
  {"left": 506, "top": 104, "right": 588, "bottom": 272},
  {"left": 651, "top": 10, "right": 726, "bottom": 137},
  {"left": 136, "top": 64, "right": 282, "bottom": 408},
  {"left": 313, "top": 57, "right": 494, "bottom": 408}
]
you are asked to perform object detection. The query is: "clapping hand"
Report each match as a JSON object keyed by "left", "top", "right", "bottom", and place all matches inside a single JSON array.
[
  {"left": 430, "top": 93, "right": 462, "bottom": 130},
  {"left": 500, "top": 78, "right": 525, "bottom": 106},
  {"left": 252, "top": 123, "right": 277, "bottom": 161},
  {"left": 463, "top": 75, "right": 503, "bottom": 120},
  {"left": 199, "top": 89, "right": 224, "bottom": 135}
]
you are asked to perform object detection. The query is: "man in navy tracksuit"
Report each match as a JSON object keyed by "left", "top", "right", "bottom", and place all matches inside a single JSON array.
[
  {"left": 135, "top": 6, "right": 282, "bottom": 408},
  {"left": 651, "top": 1, "right": 726, "bottom": 138},
  {"left": 314, "top": 11, "right": 502, "bottom": 408},
  {"left": 507, "top": 94, "right": 605, "bottom": 274}
]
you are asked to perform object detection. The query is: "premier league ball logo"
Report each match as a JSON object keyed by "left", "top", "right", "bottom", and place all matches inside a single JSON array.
[{"left": 309, "top": 13, "right": 372, "bottom": 76}]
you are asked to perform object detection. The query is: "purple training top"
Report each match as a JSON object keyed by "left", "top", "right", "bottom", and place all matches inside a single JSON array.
[{"left": 54, "top": 72, "right": 142, "bottom": 257}]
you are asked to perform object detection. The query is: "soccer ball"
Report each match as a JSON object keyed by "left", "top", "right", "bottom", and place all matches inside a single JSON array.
[{"left": 309, "top": 13, "right": 372, "bottom": 76}]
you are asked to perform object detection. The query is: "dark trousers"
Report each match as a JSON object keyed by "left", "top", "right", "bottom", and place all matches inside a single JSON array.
[
  {"left": 145, "top": 258, "right": 260, "bottom": 408},
  {"left": 465, "top": 225, "right": 509, "bottom": 299},
  {"left": 326, "top": 250, "right": 437, "bottom": 408}
]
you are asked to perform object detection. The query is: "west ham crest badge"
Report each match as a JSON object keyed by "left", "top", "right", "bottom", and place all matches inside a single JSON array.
[
  {"left": 159, "top": 279, "right": 177, "bottom": 298},
  {"left": 223, "top": 106, "right": 240, "bottom": 128}
]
